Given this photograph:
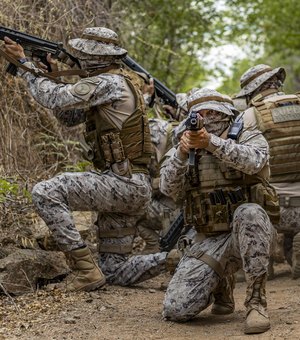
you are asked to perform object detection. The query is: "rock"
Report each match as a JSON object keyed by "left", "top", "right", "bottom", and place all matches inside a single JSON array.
[
  {"left": 0, "top": 249, "right": 69, "bottom": 294},
  {"left": 64, "top": 317, "right": 76, "bottom": 324}
]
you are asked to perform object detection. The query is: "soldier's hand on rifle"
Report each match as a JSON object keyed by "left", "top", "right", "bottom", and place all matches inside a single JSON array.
[
  {"left": 3, "top": 36, "right": 26, "bottom": 59},
  {"left": 163, "top": 104, "right": 177, "bottom": 120},
  {"left": 37, "top": 53, "right": 58, "bottom": 72},
  {"left": 142, "top": 77, "right": 154, "bottom": 106},
  {"left": 179, "top": 129, "right": 210, "bottom": 155},
  {"left": 143, "top": 77, "right": 154, "bottom": 96}
]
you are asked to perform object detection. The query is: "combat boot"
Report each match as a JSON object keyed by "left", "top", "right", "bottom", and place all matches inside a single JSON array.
[
  {"left": 211, "top": 275, "right": 235, "bottom": 315},
  {"left": 137, "top": 225, "right": 160, "bottom": 254},
  {"left": 292, "top": 232, "right": 300, "bottom": 279},
  {"left": 65, "top": 246, "right": 106, "bottom": 292},
  {"left": 165, "top": 248, "right": 183, "bottom": 274},
  {"left": 244, "top": 273, "right": 270, "bottom": 334}
]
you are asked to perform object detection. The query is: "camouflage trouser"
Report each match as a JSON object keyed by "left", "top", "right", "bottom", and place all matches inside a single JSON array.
[
  {"left": 275, "top": 207, "right": 300, "bottom": 266},
  {"left": 95, "top": 212, "right": 167, "bottom": 285},
  {"left": 163, "top": 203, "right": 276, "bottom": 321},
  {"left": 31, "top": 171, "right": 152, "bottom": 252},
  {"left": 99, "top": 251, "right": 167, "bottom": 286},
  {"left": 275, "top": 206, "right": 300, "bottom": 235},
  {"left": 137, "top": 195, "right": 179, "bottom": 234},
  {"left": 136, "top": 195, "right": 180, "bottom": 253}
]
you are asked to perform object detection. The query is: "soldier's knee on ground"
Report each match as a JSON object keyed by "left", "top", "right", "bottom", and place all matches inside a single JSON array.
[
  {"left": 163, "top": 299, "right": 193, "bottom": 322},
  {"left": 163, "top": 291, "right": 213, "bottom": 322}
]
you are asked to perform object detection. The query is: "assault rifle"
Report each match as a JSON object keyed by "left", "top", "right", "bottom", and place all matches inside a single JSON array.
[
  {"left": 122, "top": 56, "right": 177, "bottom": 108},
  {"left": 0, "top": 25, "right": 80, "bottom": 75},
  {"left": 159, "top": 211, "right": 187, "bottom": 252},
  {"left": 185, "top": 111, "right": 204, "bottom": 166},
  {"left": 0, "top": 26, "right": 178, "bottom": 108}
]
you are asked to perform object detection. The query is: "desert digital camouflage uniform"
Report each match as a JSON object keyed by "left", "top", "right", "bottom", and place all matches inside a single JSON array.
[
  {"left": 136, "top": 92, "right": 188, "bottom": 254},
  {"left": 235, "top": 64, "right": 300, "bottom": 278},
  {"left": 135, "top": 118, "right": 179, "bottom": 253},
  {"left": 7, "top": 27, "right": 168, "bottom": 289},
  {"left": 160, "top": 88, "right": 277, "bottom": 334}
]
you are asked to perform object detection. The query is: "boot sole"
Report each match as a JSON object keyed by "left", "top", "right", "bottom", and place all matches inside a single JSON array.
[
  {"left": 76, "top": 277, "right": 106, "bottom": 292},
  {"left": 211, "top": 305, "right": 234, "bottom": 315},
  {"left": 244, "top": 324, "right": 270, "bottom": 334},
  {"left": 292, "top": 233, "right": 300, "bottom": 279}
]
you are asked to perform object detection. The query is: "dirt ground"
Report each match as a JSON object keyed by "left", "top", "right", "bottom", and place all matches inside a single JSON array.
[{"left": 0, "top": 262, "right": 300, "bottom": 340}]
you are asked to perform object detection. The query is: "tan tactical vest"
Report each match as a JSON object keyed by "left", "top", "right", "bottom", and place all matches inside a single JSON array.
[
  {"left": 84, "top": 68, "right": 152, "bottom": 175},
  {"left": 252, "top": 93, "right": 300, "bottom": 183},
  {"left": 185, "top": 151, "right": 279, "bottom": 234}
]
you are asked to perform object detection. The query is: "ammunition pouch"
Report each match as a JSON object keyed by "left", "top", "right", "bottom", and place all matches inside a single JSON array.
[
  {"left": 279, "top": 196, "right": 300, "bottom": 208},
  {"left": 250, "top": 182, "right": 280, "bottom": 224},
  {"left": 185, "top": 191, "right": 207, "bottom": 226},
  {"left": 185, "top": 187, "right": 247, "bottom": 235}
]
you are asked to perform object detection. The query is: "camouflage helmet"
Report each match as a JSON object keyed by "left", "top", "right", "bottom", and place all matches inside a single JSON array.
[
  {"left": 235, "top": 64, "right": 286, "bottom": 98},
  {"left": 222, "top": 94, "right": 240, "bottom": 115},
  {"left": 68, "top": 27, "right": 127, "bottom": 60},
  {"left": 176, "top": 93, "right": 188, "bottom": 112},
  {"left": 187, "top": 88, "right": 235, "bottom": 116}
]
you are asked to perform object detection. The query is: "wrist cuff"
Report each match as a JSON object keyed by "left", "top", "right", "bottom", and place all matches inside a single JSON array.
[{"left": 18, "top": 57, "right": 28, "bottom": 64}]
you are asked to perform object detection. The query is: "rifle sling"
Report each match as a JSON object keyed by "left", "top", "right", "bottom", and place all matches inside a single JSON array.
[
  {"left": 0, "top": 49, "right": 119, "bottom": 83},
  {"left": 186, "top": 249, "right": 224, "bottom": 277},
  {"left": 0, "top": 48, "right": 64, "bottom": 83},
  {"left": 49, "top": 64, "right": 120, "bottom": 78}
]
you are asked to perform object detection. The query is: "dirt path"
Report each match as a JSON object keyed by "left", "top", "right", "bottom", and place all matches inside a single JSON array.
[{"left": 1, "top": 263, "right": 300, "bottom": 340}]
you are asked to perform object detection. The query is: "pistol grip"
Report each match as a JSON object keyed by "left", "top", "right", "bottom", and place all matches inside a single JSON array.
[{"left": 189, "top": 148, "right": 195, "bottom": 166}]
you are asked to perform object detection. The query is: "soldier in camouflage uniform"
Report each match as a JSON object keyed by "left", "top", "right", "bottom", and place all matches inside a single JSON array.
[
  {"left": 160, "top": 88, "right": 278, "bottom": 334},
  {"left": 136, "top": 93, "right": 188, "bottom": 254},
  {"left": 3, "top": 28, "right": 167, "bottom": 291},
  {"left": 235, "top": 64, "right": 300, "bottom": 279},
  {"left": 136, "top": 118, "right": 178, "bottom": 254}
]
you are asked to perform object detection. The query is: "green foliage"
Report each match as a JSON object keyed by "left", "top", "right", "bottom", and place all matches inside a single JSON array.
[
  {"left": 112, "top": 0, "right": 218, "bottom": 92},
  {"left": 0, "top": 179, "right": 31, "bottom": 203},
  {"left": 0, "top": 179, "right": 18, "bottom": 202},
  {"left": 217, "top": 58, "right": 254, "bottom": 96},
  {"left": 63, "top": 161, "right": 93, "bottom": 172},
  {"left": 221, "top": 0, "right": 300, "bottom": 92}
]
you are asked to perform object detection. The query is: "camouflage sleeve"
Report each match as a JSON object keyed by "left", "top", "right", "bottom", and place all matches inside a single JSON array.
[
  {"left": 18, "top": 63, "right": 118, "bottom": 110},
  {"left": 53, "top": 108, "right": 86, "bottom": 127},
  {"left": 206, "top": 129, "right": 269, "bottom": 175},
  {"left": 159, "top": 147, "right": 188, "bottom": 200},
  {"left": 143, "top": 93, "right": 152, "bottom": 107}
]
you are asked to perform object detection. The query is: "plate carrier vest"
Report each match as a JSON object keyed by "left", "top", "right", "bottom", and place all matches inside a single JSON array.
[
  {"left": 252, "top": 92, "right": 300, "bottom": 183},
  {"left": 185, "top": 134, "right": 279, "bottom": 234},
  {"left": 83, "top": 68, "right": 152, "bottom": 176}
]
